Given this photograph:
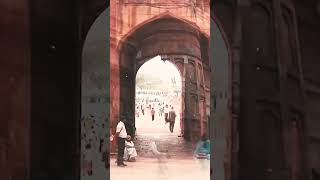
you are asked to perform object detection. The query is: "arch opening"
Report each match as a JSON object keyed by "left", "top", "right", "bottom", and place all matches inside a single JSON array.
[{"left": 135, "top": 55, "right": 182, "bottom": 137}]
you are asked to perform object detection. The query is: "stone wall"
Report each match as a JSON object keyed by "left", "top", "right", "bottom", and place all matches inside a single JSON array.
[
  {"left": 296, "top": 1, "right": 320, "bottom": 175},
  {"left": 0, "top": 0, "right": 31, "bottom": 179},
  {"left": 110, "top": 0, "right": 210, "bottom": 132},
  {"left": 113, "top": 0, "right": 210, "bottom": 44}
]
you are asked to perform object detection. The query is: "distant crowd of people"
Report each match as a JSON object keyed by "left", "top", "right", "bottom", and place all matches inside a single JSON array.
[{"left": 135, "top": 101, "right": 177, "bottom": 133}]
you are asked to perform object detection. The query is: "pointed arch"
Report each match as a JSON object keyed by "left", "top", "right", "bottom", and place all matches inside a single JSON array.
[{"left": 117, "top": 11, "right": 209, "bottom": 52}]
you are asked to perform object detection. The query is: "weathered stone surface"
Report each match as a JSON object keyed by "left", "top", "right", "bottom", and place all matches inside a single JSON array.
[
  {"left": 1, "top": 0, "right": 320, "bottom": 180},
  {"left": 110, "top": 1, "right": 210, "bottom": 142},
  {"left": 0, "top": 0, "right": 30, "bottom": 179}
]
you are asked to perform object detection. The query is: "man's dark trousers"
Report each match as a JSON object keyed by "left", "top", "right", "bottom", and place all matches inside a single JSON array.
[
  {"left": 169, "top": 121, "right": 175, "bottom": 132},
  {"left": 165, "top": 113, "right": 168, "bottom": 122},
  {"left": 117, "top": 137, "right": 125, "bottom": 165}
]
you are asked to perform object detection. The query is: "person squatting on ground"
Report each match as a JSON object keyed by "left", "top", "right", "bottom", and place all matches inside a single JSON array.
[
  {"left": 194, "top": 133, "right": 210, "bottom": 159},
  {"left": 168, "top": 107, "right": 176, "bottom": 133},
  {"left": 123, "top": 135, "right": 138, "bottom": 162},
  {"left": 194, "top": 133, "right": 211, "bottom": 171},
  {"left": 115, "top": 118, "right": 128, "bottom": 167}
]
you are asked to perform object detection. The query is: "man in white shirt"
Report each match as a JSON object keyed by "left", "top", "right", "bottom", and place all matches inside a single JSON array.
[{"left": 115, "top": 118, "right": 128, "bottom": 166}]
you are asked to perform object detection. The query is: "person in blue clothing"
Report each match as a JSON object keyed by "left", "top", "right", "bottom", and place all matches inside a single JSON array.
[{"left": 194, "top": 133, "right": 210, "bottom": 159}]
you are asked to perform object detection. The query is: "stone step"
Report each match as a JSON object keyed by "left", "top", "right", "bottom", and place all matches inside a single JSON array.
[{"left": 133, "top": 134, "right": 194, "bottom": 158}]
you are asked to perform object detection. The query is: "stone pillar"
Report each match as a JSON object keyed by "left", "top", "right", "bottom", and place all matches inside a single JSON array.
[
  {"left": 0, "top": 0, "right": 31, "bottom": 179},
  {"left": 273, "top": 1, "right": 308, "bottom": 179},
  {"left": 183, "top": 56, "right": 191, "bottom": 140},
  {"left": 194, "top": 60, "right": 207, "bottom": 137},
  {"left": 237, "top": 0, "right": 307, "bottom": 179},
  {"left": 168, "top": 56, "right": 185, "bottom": 136},
  {"left": 240, "top": 2, "right": 289, "bottom": 178},
  {"left": 110, "top": 0, "right": 120, "bottom": 133},
  {"left": 230, "top": 4, "right": 242, "bottom": 180},
  {"left": 180, "top": 55, "right": 207, "bottom": 141},
  {"left": 119, "top": 43, "right": 137, "bottom": 137}
]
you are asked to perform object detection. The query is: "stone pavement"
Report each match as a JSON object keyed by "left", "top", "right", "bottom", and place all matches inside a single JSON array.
[
  {"left": 134, "top": 133, "right": 194, "bottom": 158},
  {"left": 81, "top": 112, "right": 210, "bottom": 180},
  {"left": 134, "top": 113, "right": 195, "bottom": 158},
  {"left": 110, "top": 112, "right": 211, "bottom": 180},
  {"left": 110, "top": 157, "right": 210, "bottom": 180}
]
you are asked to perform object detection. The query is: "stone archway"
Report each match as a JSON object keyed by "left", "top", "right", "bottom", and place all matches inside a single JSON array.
[
  {"left": 81, "top": 6, "right": 234, "bottom": 180},
  {"left": 115, "top": 15, "right": 211, "bottom": 142}
]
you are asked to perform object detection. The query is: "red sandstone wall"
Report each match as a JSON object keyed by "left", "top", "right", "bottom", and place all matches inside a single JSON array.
[
  {"left": 110, "top": 0, "right": 120, "bottom": 132},
  {"left": 110, "top": 0, "right": 210, "bottom": 128},
  {"left": 0, "top": 0, "right": 31, "bottom": 179}
]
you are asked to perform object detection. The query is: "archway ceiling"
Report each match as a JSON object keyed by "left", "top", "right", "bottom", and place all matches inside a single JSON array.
[{"left": 123, "top": 16, "right": 208, "bottom": 51}]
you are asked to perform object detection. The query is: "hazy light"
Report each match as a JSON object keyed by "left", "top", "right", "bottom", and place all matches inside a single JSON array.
[
  {"left": 135, "top": 55, "right": 182, "bottom": 134},
  {"left": 137, "top": 55, "right": 181, "bottom": 85}
]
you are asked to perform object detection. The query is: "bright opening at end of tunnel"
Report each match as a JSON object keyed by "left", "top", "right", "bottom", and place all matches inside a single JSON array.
[{"left": 135, "top": 55, "right": 182, "bottom": 136}]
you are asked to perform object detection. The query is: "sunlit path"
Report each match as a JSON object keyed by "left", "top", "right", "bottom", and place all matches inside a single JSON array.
[
  {"left": 134, "top": 112, "right": 194, "bottom": 158},
  {"left": 135, "top": 112, "right": 181, "bottom": 135},
  {"left": 132, "top": 56, "right": 193, "bottom": 158}
]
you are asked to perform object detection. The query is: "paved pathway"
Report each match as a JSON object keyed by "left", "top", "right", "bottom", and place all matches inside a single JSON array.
[
  {"left": 110, "top": 157, "right": 210, "bottom": 180},
  {"left": 81, "top": 110, "right": 210, "bottom": 180},
  {"left": 110, "top": 112, "right": 211, "bottom": 180},
  {"left": 134, "top": 112, "right": 194, "bottom": 158}
]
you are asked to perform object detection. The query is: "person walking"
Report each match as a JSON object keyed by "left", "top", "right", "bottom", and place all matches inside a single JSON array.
[
  {"left": 158, "top": 103, "right": 162, "bottom": 116},
  {"left": 168, "top": 107, "right": 176, "bottom": 133},
  {"left": 115, "top": 118, "right": 128, "bottom": 167},
  {"left": 161, "top": 105, "right": 164, "bottom": 116},
  {"left": 142, "top": 105, "right": 145, "bottom": 116},
  {"left": 164, "top": 104, "right": 169, "bottom": 123},
  {"left": 136, "top": 106, "right": 140, "bottom": 117},
  {"left": 151, "top": 108, "right": 155, "bottom": 121}
]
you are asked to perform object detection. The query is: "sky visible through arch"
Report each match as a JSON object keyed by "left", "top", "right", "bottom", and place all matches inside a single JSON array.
[{"left": 136, "top": 55, "right": 181, "bottom": 92}]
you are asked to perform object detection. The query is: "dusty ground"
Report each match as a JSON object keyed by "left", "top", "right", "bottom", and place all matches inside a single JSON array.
[
  {"left": 81, "top": 110, "right": 211, "bottom": 180},
  {"left": 110, "top": 157, "right": 210, "bottom": 180},
  {"left": 110, "top": 112, "right": 210, "bottom": 180}
]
